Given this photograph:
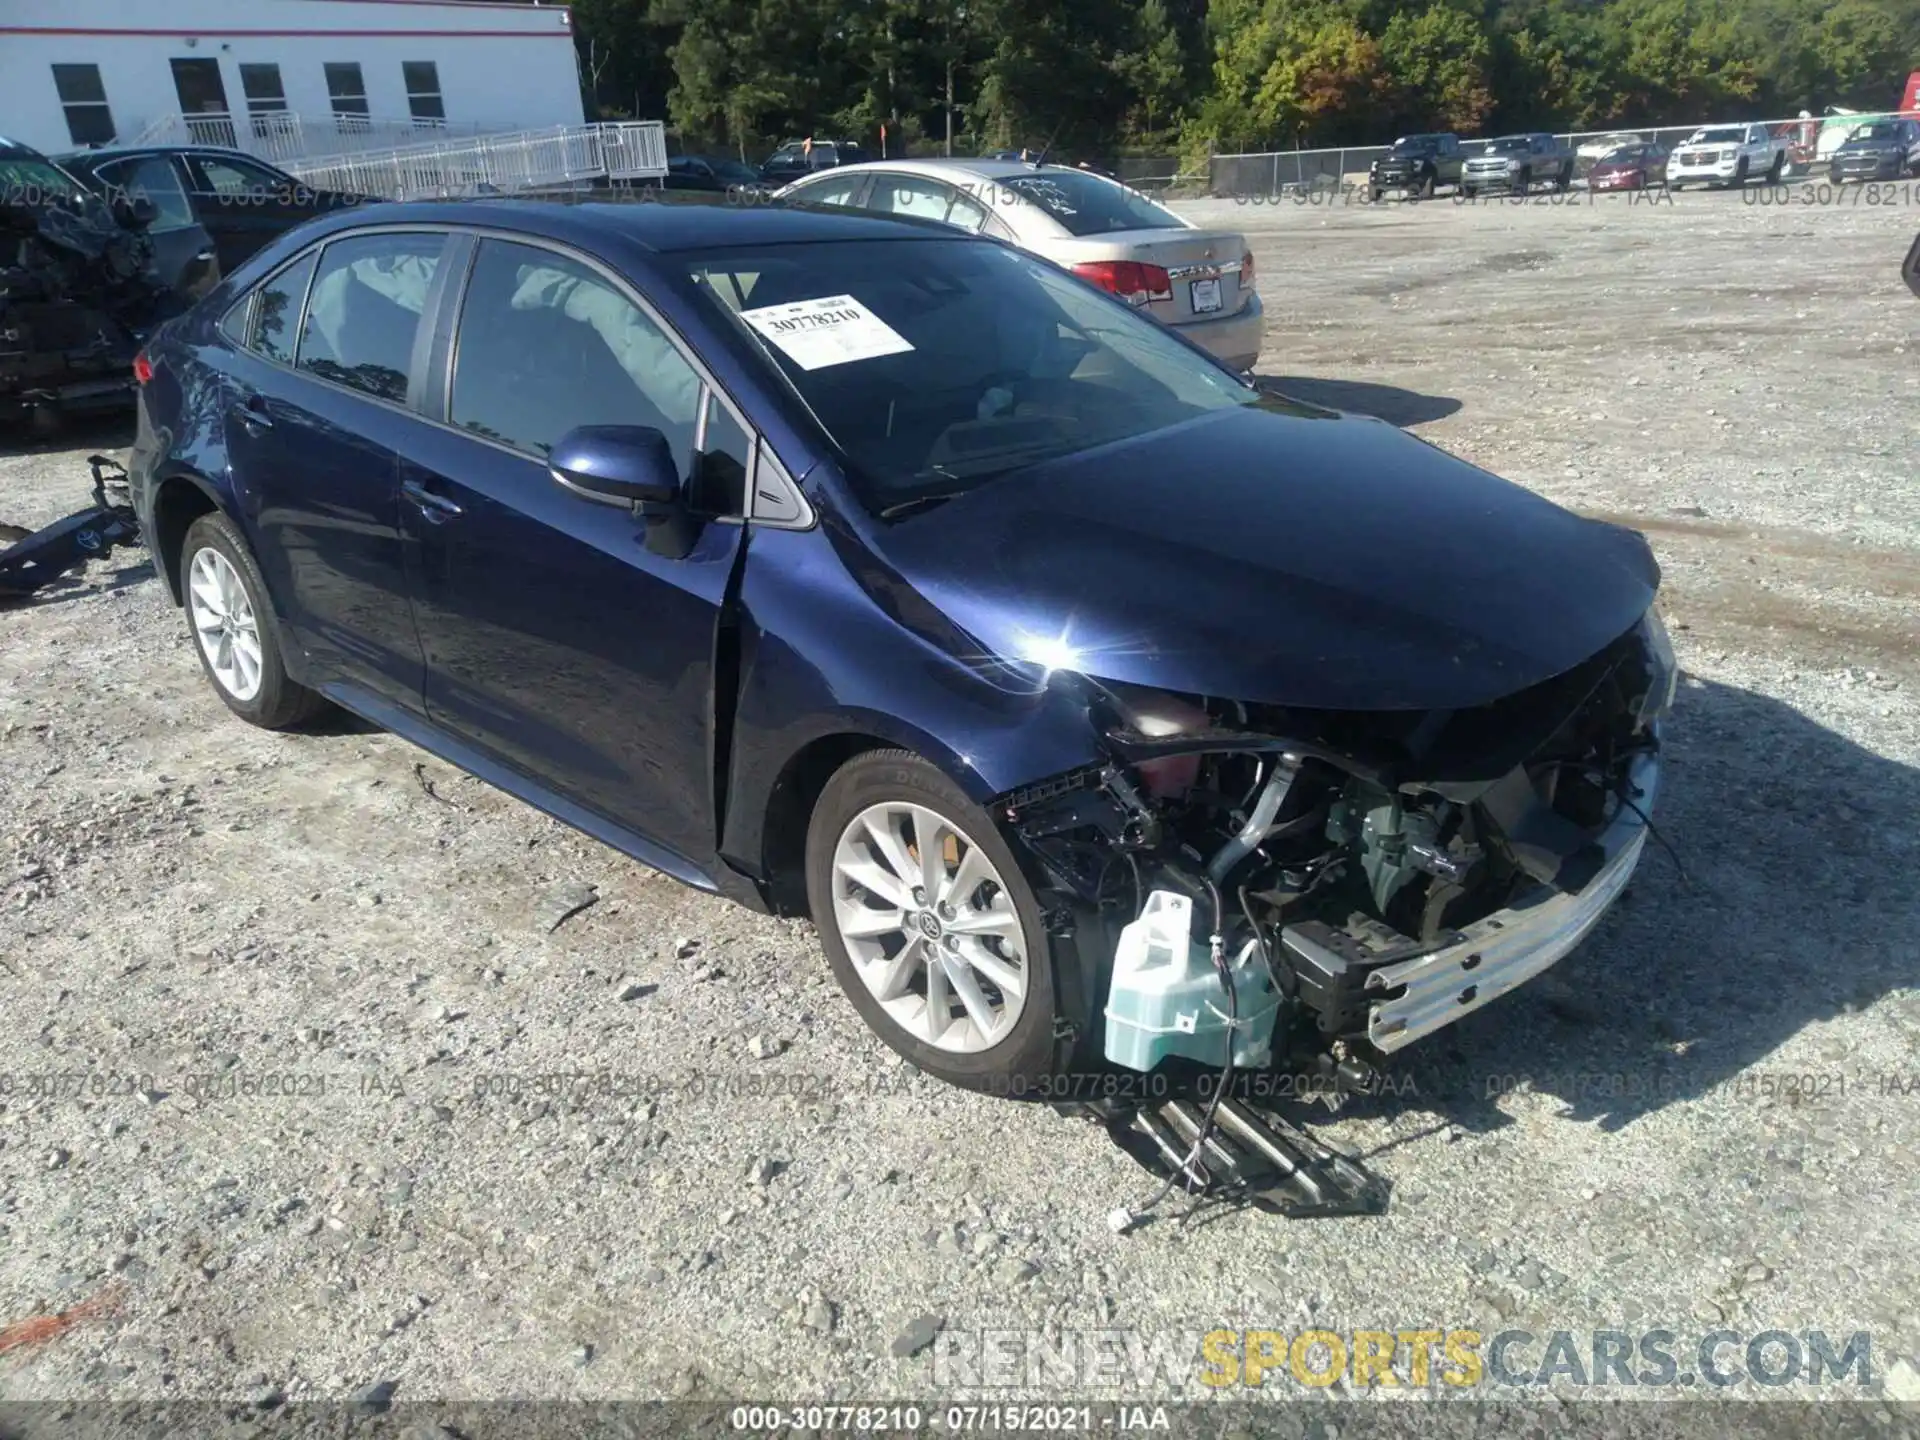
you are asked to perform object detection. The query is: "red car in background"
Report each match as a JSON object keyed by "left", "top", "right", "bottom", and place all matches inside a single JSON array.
[{"left": 1588, "top": 143, "right": 1669, "bottom": 191}]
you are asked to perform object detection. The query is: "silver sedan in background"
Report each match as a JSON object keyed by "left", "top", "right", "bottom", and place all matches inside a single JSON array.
[{"left": 775, "top": 158, "right": 1263, "bottom": 372}]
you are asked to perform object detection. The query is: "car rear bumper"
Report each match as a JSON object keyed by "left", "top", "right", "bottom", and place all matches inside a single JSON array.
[
  {"left": 1171, "top": 291, "right": 1264, "bottom": 372},
  {"left": 1363, "top": 747, "right": 1660, "bottom": 1053}
]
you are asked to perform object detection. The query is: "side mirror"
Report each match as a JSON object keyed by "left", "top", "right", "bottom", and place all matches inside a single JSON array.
[
  {"left": 549, "top": 424, "right": 680, "bottom": 506},
  {"left": 551, "top": 425, "right": 701, "bottom": 557}
]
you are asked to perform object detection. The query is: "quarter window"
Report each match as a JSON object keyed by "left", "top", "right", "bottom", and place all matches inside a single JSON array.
[
  {"left": 298, "top": 233, "right": 445, "bottom": 402},
  {"left": 251, "top": 251, "right": 320, "bottom": 365},
  {"left": 448, "top": 239, "right": 702, "bottom": 475},
  {"left": 691, "top": 388, "right": 753, "bottom": 516}
]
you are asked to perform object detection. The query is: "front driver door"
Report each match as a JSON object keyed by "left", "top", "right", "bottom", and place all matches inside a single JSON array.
[{"left": 397, "top": 236, "right": 753, "bottom": 868}]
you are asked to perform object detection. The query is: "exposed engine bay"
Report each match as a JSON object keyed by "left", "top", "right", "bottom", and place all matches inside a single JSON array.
[
  {"left": 1, "top": 152, "right": 173, "bottom": 428},
  {"left": 999, "top": 610, "right": 1677, "bottom": 1086}
]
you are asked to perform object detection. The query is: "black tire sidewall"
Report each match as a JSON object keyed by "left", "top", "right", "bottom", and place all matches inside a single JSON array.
[
  {"left": 180, "top": 511, "right": 315, "bottom": 730},
  {"left": 805, "top": 751, "right": 1060, "bottom": 1094}
]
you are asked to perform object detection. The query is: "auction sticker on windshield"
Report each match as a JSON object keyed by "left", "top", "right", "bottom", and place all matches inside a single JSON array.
[{"left": 740, "top": 295, "right": 914, "bottom": 370}]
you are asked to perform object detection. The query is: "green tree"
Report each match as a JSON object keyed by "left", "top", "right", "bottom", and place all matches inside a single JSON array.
[
  {"left": 1379, "top": 3, "right": 1495, "bottom": 131},
  {"left": 1112, "top": 0, "right": 1192, "bottom": 141}
]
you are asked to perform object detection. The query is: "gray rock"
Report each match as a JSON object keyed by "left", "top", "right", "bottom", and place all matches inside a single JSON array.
[
  {"left": 246, "top": 1385, "right": 285, "bottom": 1409},
  {"left": 747, "top": 1034, "right": 783, "bottom": 1060},
  {"left": 351, "top": 1379, "right": 397, "bottom": 1416},
  {"left": 747, "top": 1157, "right": 778, "bottom": 1187},
  {"left": 890, "top": 1314, "right": 943, "bottom": 1358},
  {"left": 537, "top": 883, "right": 599, "bottom": 934},
  {"left": 570, "top": 1343, "right": 594, "bottom": 1368},
  {"left": 45, "top": 1147, "right": 69, "bottom": 1170},
  {"left": 617, "top": 982, "right": 655, "bottom": 1002},
  {"left": 800, "top": 1293, "right": 837, "bottom": 1334}
]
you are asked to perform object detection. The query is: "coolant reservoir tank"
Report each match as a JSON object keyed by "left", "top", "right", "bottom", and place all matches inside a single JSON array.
[{"left": 1103, "top": 890, "right": 1280, "bottom": 1073}]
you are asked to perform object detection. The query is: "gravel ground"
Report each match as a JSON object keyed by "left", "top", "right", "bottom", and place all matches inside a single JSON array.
[{"left": 1, "top": 185, "right": 1918, "bottom": 1422}]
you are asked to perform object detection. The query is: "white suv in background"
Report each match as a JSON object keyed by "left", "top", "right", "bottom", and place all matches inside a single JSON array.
[
  {"left": 1667, "top": 124, "right": 1788, "bottom": 188},
  {"left": 776, "top": 159, "right": 1264, "bottom": 373}
]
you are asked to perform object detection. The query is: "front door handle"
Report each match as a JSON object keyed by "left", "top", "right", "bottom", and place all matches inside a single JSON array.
[
  {"left": 229, "top": 393, "right": 273, "bottom": 431},
  {"left": 402, "top": 477, "right": 464, "bottom": 521}
]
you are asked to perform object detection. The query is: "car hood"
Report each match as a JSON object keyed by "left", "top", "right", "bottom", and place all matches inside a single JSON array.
[{"left": 863, "top": 401, "right": 1660, "bottom": 712}]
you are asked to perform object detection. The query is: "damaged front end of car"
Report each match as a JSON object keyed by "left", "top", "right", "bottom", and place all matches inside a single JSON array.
[
  {"left": 994, "top": 608, "right": 1676, "bottom": 1084},
  {"left": 0, "top": 162, "right": 173, "bottom": 431}
]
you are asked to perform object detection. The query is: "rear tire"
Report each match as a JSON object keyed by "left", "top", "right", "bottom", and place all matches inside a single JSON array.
[
  {"left": 1729, "top": 157, "right": 1749, "bottom": 187},
  {"left": 1462, "top": 184, "right": 1478, "bottom": 199},
  {"left": 180, "top": 512, "right": 326, "bottom": 730},
  {"left": 1418, "top": 168, "right": 1436, "bottom": 200},
  {"left": 1515, "top": 168, "right": 1532, "bottom": 195},
  {"left": 805, "top": 749, "right": 1061, "bottom": 1094},
  {"left": 1766, "top": 151, "right": 1784, "bottom": 183},
  {"left": 1555, "top": 163, "right": 1572, "bottom": 190}
]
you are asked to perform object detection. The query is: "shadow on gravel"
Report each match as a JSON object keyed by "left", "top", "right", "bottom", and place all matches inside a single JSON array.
[
  {"left": 1258, "top": 375, "right": 1463, "bottom": 427},
  {"left": 1382, "top": 674, "right": 1920, "bottom": 1133}
]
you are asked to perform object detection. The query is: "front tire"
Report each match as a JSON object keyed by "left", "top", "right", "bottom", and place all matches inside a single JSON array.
[
  {"left": 180, "top": 512, "right": 326, "bottom": 730},
  {"left": 805, "top": 750, "right": 1060, "bottom": 1094}
]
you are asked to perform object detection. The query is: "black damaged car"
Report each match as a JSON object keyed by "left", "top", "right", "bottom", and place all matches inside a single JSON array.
[{"left": 0, "top": 137, "right": 182, "bottom": 432}]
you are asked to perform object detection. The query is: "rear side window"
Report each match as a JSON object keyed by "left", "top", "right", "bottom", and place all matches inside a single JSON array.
[
  {"left": 251, "top": 250, "right": 319, "bottom": 364},
  {"left": 298, "top": 232, "right": 444, "bottom": 403},
  {"left": 867, "top": 175, "right": 955, "bottom": 222},
  {"left": 448, "top": 238, "right": 702, "bottom": 472},
  {"left": 792, "top": 173, "right": 865, "bottom": 207},
  {"left": 96, "top": 155, "right": 196, "bottom": 233}
]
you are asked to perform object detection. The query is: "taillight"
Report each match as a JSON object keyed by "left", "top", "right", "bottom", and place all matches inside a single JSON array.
[
  {"left": 1071, "top": 260, "right": 1172, "bottom": 307},
  {"left": 132, "top": 352, "right": 153, "bottom": 385},
  {"left": 1239, "top": 251, "right": 1256, "bottom": 290}
]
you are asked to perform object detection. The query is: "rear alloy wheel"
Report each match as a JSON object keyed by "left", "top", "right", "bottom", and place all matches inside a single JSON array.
[
  {"left": 181, "top": 512, "right": 326, "bottom": 730},
  {"left": 806, "top": 750, "right": 1058, "bottom": 1092}
]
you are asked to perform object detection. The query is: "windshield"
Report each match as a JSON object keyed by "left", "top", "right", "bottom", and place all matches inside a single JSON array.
[
  {"left": 998, "top": 171, "right": 1183, "bottom": 236},
  {"left": 1694, "top": 128, "right": 1745, "bottom": 143},
  {"left": 681, "top": 238, "right": 1258, "bottom": 514},
  {"left": 1389, "top": 136, "right": 1439, "bottom": 154},
  {"left": 714, "top": 159, "right": 761, "bottom": 184},
  {"left": 0, "top": 153, "right": 91, "bottom": 207},
  {"left": 1486, "top": 137, "right": 1531, "bottom": 154},
  {"left": 1849, "top": 122, "right": 1898, "bottom": 141}
]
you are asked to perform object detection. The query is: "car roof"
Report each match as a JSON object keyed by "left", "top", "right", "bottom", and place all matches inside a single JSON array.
[
  {"left": 57, "top": 143, "right": 282, "bottom": 167},
  {"left": 278, "top": 195, "right": 972, "bottom": 254},
  {"left": 797, "top": 157, "right": 1117, "bottom": 183}
]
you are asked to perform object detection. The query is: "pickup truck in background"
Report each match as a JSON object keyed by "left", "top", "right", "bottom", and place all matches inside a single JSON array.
[
  {"left": 1367, "top": 134, "right": 1465, "bottom": 200},
  {"left": 1460, "top": 133, "right": 1576, "bottom": 195},
  {"left": 1666, "top": 124, "right": 1788, "bottom": 188}
]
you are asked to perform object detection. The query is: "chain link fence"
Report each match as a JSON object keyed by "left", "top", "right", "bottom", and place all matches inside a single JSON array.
[{"left": 1210, "top": 112, "right": 1905, "bottom": 196}]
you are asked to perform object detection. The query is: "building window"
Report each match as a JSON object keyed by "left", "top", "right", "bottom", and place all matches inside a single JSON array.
[
  {"left": 324, "top": 62, "right": 369, "bottom": 130},
  {"left": 53, "top": 64, "right": 116, "bottom": 146},
  {"left": 403, "top": 61, "right": 445, "bottom": 124},
  {"left": 239, "top": 63, "right": 288, "bottom": 138}
]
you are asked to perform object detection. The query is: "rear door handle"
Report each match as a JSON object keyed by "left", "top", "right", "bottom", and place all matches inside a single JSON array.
[
  {"left": 229, "top": 393, "right": 273, "bottom": 431},
  {"left": 402, "top": 477, "right": 464, "bottom": 521}
]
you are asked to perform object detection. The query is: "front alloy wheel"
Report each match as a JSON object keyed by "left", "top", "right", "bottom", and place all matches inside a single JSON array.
[
  {"left": 806, "top": 749, "right": 1060, "bottom": 1092},
  {"left": 830, "top": 801, "right": 1029, "bottom": 1053}
]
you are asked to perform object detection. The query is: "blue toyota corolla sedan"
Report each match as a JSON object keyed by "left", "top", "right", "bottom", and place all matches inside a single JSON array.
[{"left": 130, "top": 199, "right": 1674, "bottom": 1094}]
